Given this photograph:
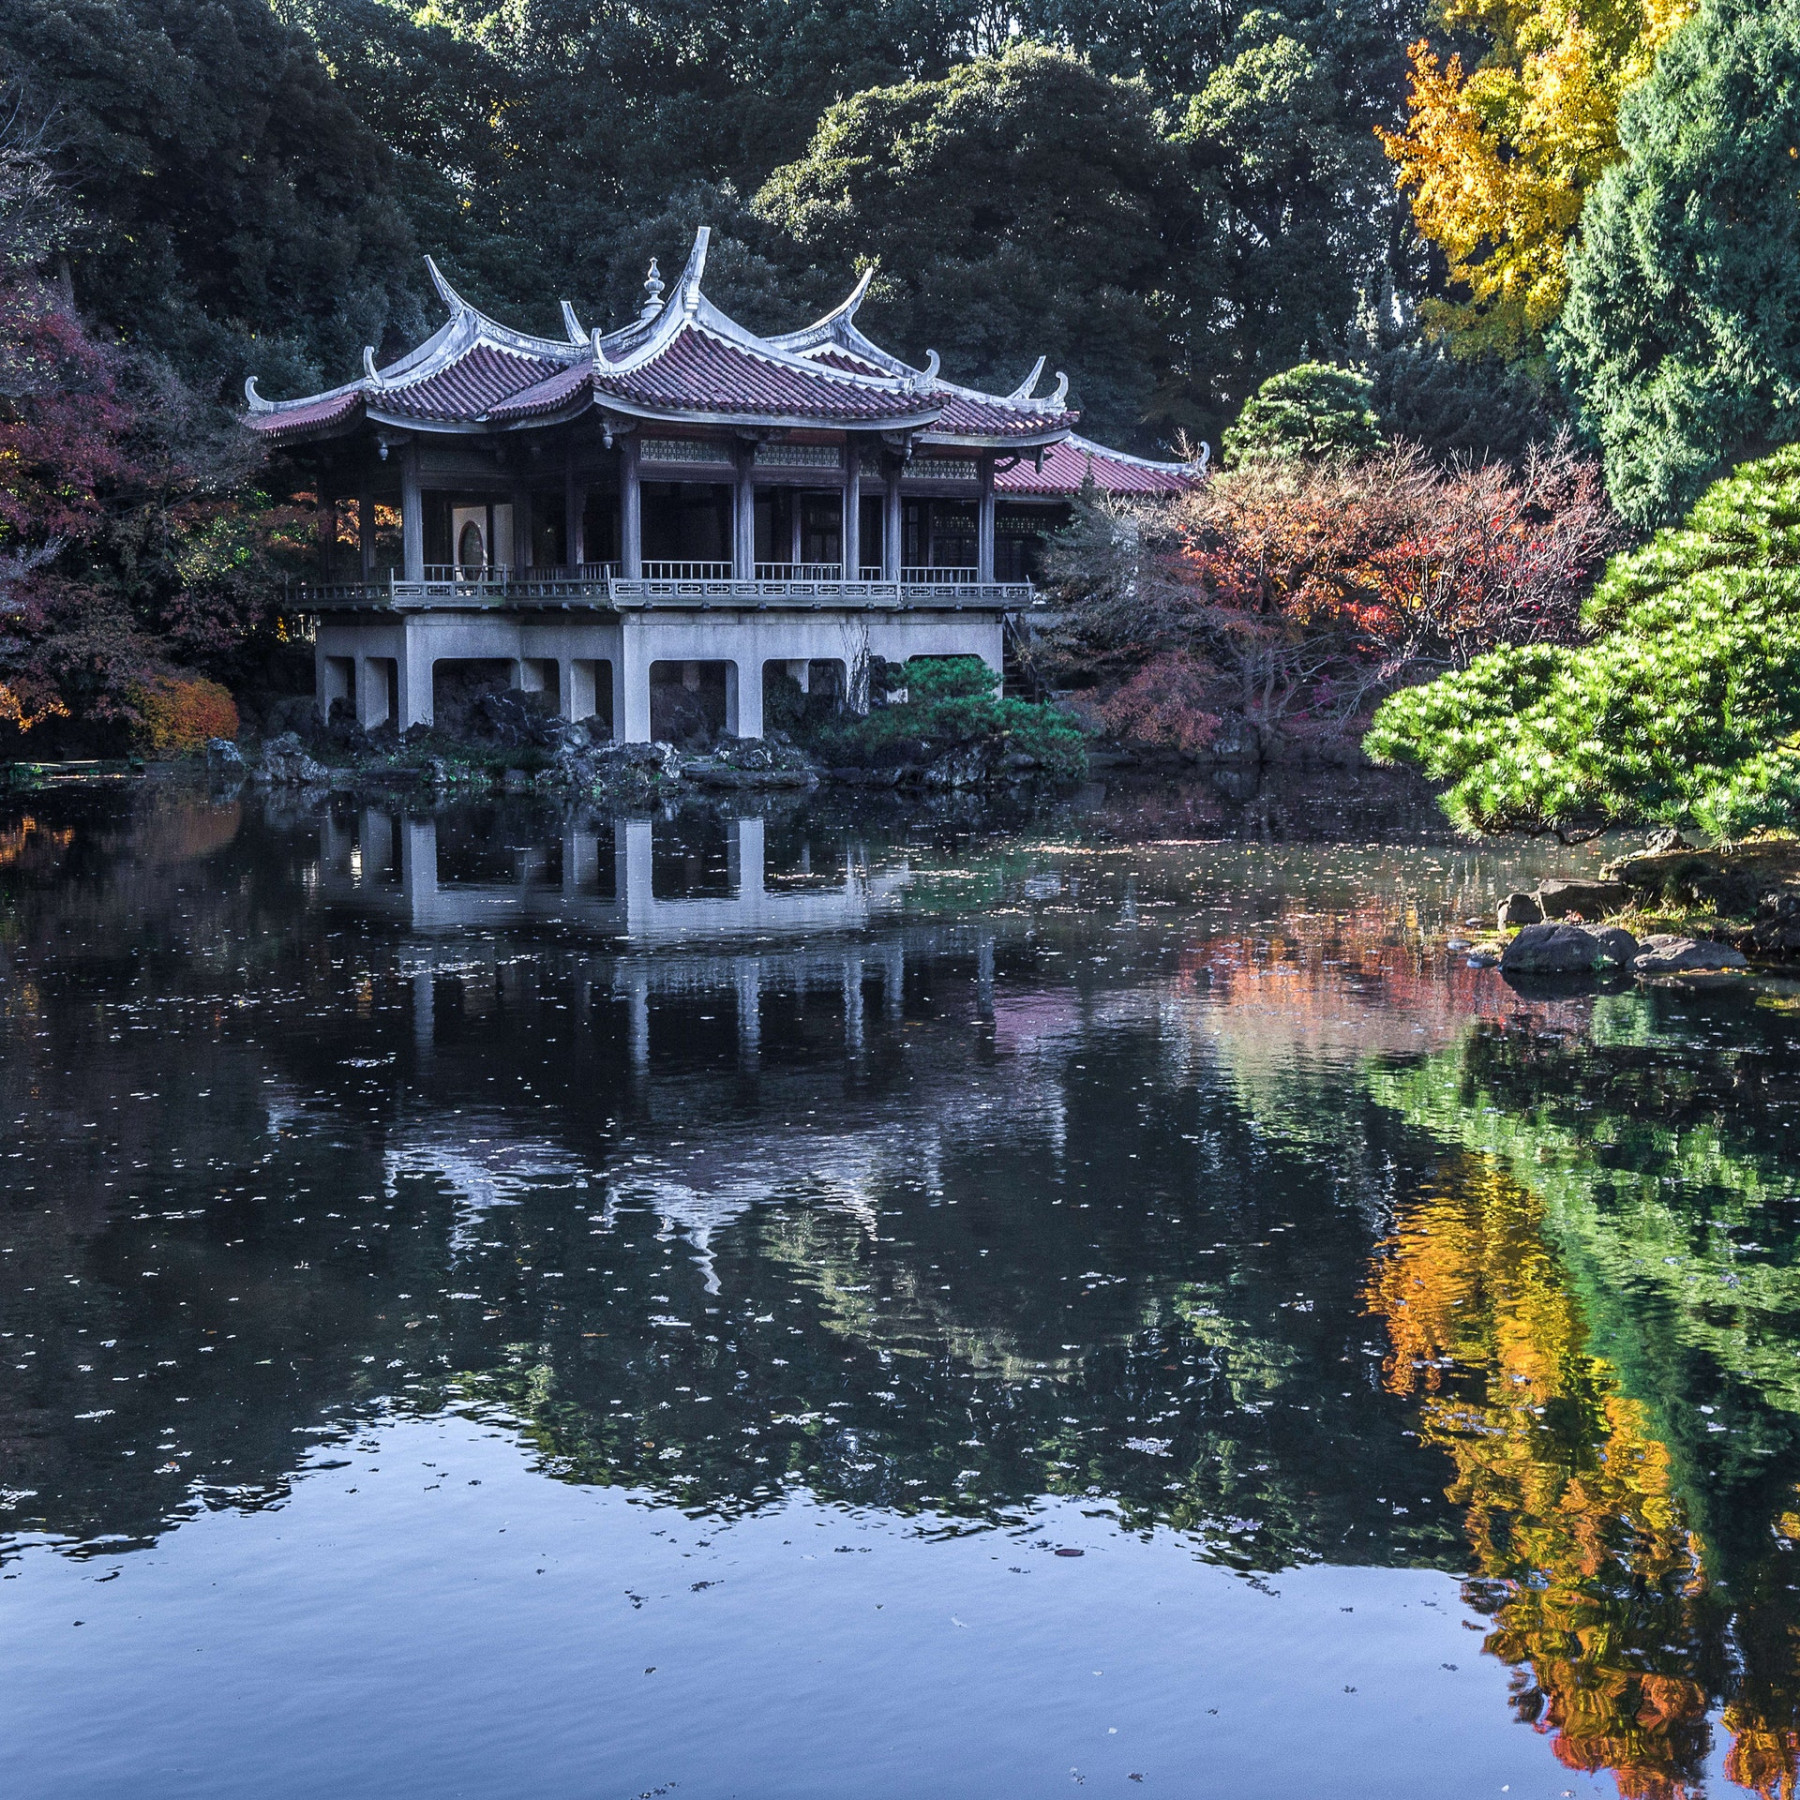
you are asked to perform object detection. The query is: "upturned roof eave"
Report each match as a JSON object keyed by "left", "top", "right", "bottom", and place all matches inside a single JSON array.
[{"left": 916, "top": 425, "right": 1076, "bottom": 451}]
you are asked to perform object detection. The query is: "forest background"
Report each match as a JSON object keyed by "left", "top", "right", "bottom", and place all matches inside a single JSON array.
[{"left": 0, "top": 0, "right": 1773, "bottom": 764}]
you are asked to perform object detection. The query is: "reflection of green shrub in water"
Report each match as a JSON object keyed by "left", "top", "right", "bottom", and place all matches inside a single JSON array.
[{"left": 1367, "top": 1011, "right": 1800, "bottom": 1547}]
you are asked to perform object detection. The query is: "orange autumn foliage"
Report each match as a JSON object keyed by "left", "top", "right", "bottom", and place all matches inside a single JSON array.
[
  {"left": 1366, "top": 1159, "right": 1712, "bottom": 1798},
  {"left": 130, "top": 675, "right": 238, "bottom": 756}
]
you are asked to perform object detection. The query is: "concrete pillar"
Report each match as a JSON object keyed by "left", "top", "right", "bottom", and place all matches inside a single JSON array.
[
  {"left": 400, "top": 444, "right": 424, "bottom": 582},
  {"left": 412, "top": 968, "right": 434, "bottom": 1060},
  {"left": 564, "top": 659, "right": 596, "bottom": 722},
  {"left": 977, "top": 454, "right": 996, "bottom": 584},
  {"left": 401, "top": 820, "right": 439, "bottom": 928},
  {"left": 358, "top": 484, "right": 375, "bottom": 580},
  {"left": 615, "top": 626, "right": 652, "bottom": 742},
  {"left": 735, "top": 961, "right": 761, "bottom": 1071},
  {"left": 843, "top": 448, "right": 861, "bottom": 579},
  {"left": 884, "top": 465, "right": 902, "bottom": 581},
  {"left": 626, "top": 966, "right": 650, "bottom": 1076},
  {"left": 356, "top": 656, "right": 394, "bottom": 730},
  {"left": 621, "top": 437, "right": 642, "bottom": 578},
  {"left": 842, "top": 955, "right": 864, "bottom": 1053},
  {"left": 785, "top": 658, "right": 809, "bottom": 694},
  {"left": 360, "top": 808, "right": 395, "bottom": 882},
  {"left": 564, "top": 452, "right": 585, "bottom": 568},
  {"left": 398, "top": 626, "right": 433, "bottom": 729},
  {"left": 733, "top": 446, "right": 754, "bottom": 580},
  {"left": 733, "top": 815, "right": 765, "bottom": 897},
  {"left": 727, "top": 660, "right": 763, "bottom": 740},
  {"left": 618, "top": 818, "right": 654, "bottom": 931},
  {"left": 565, "top": 831, "right": 600, "bottom": 894}
]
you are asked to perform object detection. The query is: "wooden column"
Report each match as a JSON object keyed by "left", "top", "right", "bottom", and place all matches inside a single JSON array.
[
  {"left": 511, "top": 484, "right": 533, "bottom": 570},
  {"left": 400, "top": 444, "right": 424, "bottom": 583},
  {"left": 563, "top": 450, "right": 585, "bottom": 568},
  {"left": 788, "top": 489, "right": 802, "bottom": 566},
  {"left": 883, "top": 461, "right": 902, "bottom": 581},
  {"left": 842, "top": 443, "right": 861, "bottom": 580},
  {"left": 976, "top": 454, "right": 996, "bottom": 584},
  {"left": 358, "top": 483, "right": 375, "bottom": 580},
  {"left": 317, "top": 486, "right": 337, "bottom": 581},
  {"left": 620, "top": 436, "right": 642, "bottom": 578},
  {"left": 732, "top": 443, "right": 755, "bottom": 580}
]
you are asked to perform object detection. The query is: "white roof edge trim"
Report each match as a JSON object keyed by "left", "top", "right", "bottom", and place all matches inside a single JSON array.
[
  {"left": 1061, "top": 432, "right": 1204, "bottom": 475},
  {"left": 766, "top": 267, "right": 878, "bottom": 353}
]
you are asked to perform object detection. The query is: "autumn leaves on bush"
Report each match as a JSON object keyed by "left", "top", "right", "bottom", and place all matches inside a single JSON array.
[{"left": 1042, "top": 436, "right": 1618, "bottom": 760}]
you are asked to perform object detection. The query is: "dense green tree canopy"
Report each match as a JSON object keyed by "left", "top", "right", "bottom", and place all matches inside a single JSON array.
[
  {"left": 1553, "top": 0, "right": 1800, "bottom": 526},
  {"left": 1366, "top": 446, "right": 1800, "bottom": 837},
  {"left": 1, "top": 0, "right": 428, "bottom": 393},
  {"left": 755, "top": 46, "right": 1181, "bottom": 439}
]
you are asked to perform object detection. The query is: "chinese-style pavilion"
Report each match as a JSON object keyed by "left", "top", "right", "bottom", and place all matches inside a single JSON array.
[{"left": 253, "top": 227, "right": 1200, "bottom": 740}]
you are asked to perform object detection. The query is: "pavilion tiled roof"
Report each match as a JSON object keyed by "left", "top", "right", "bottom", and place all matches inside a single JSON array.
[
  {"left": 999, "top": 434, "right": 1200, "bottom": 497},
  {"left": 241, "top": 230, "right": 1199, "bottom": 490},
  {"left": 376, "top": 342, "right": 567, "bottom": 422}
]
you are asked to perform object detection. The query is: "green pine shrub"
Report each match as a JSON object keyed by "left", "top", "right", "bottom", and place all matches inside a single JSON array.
[
  {"left": 1365, "top": 445, "right": 1800, "bottom": 837},
  {"left": 1221, "top": 362, "right": 1382, "bottom": 468},
  {"left": 812, "top": 656, "right": 1088, "bottom": 778}
]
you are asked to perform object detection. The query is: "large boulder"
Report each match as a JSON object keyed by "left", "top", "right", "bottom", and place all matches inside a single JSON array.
[
  {"left": 1591, "top": 927, "right": 1642, "bottom": 968},
  {"left": 253, "top": 732, "right": 330, "bottom": 787},
  {"left": 1536, "top": 878, "right": 1633, "bottom": 921},
  {"left": 1633, "top": 935, "right": 1749, "bottom": 975},
  {"left": 205, "top": 737, "right": 245, "bottom": 777},
  {"left": 1500, "top": 923, "right": 1604, "bottom": 974},
  {"left": 1750, "top": 892, "right": 1800, "bottom": 956},
  {"left": 922, "top": 744, "right": 997, "bottom": 788},
  {"left": 1497, "top": 891, "right": 1542, "bottom": 928}
]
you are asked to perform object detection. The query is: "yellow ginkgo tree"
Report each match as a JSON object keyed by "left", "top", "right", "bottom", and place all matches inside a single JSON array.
[{"left": 1379, "top": 0, "right": 1695, "bottom": 360}]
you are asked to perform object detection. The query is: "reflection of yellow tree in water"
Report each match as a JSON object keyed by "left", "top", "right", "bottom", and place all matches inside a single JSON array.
[{"left": 1366, "top": 1157, "right": 1715, "bottom": 1799}]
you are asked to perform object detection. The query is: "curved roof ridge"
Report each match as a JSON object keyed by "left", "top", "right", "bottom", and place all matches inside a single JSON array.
[{"left": 1061, "top": 431, "right": 1203, "bottom": 474}]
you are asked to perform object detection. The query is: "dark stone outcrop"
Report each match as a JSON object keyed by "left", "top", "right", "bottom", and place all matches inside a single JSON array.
[
  {"left": 1632, "top": 935, "right": 1749, "bottom": 975},
  {"left": 1536, "top": 878, "right": 1632, "bottom": 921},
  {"left": 1501, "top": 923, "right": 1604, "bottom": 973},
  {"left": 1497, "top": 891, "right": 1542, "bottom": 928},
  {"left": 252, "top": 732, "right": 330, "bottom": 787}
]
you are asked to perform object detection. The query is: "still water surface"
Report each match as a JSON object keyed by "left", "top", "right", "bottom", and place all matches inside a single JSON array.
[{"left": 2, "top": 774, "right": 1798, "bottom": 1798}]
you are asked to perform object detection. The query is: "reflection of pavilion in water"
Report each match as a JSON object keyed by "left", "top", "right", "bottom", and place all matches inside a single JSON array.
[
  {"left": 320, "top": 806, "right": 911, "bottom": 942},
  {"left": 321, "top": 807, "right": 1058, "bottom": 1301}
]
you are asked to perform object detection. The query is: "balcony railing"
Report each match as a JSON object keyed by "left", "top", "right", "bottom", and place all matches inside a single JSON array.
[
  {"left": 290, "top": 565, "right": 1037, "bottom": 612},
  {"left": 753, "top": 562, "right": 844, "bottom": 581},
  {"left": 641, "top": 560, "right": 733, "bottom": 581}
]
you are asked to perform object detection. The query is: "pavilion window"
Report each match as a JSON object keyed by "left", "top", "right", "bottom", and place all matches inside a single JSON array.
[
  {"left": 931, "top": 506, "right": 977, "bottom": 570},
  {"left": 581, "top": 490, "right": 619, "bottom": 566},
  {"left": 799, "top": 493, "right": 841, "bottom": 567}
]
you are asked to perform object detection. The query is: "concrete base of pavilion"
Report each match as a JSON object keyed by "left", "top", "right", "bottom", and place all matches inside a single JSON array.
[{"left": 313, "top": 604, "right": 1008, "bottom": 741}]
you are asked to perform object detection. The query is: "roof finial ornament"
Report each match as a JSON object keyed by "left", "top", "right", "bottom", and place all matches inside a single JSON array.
[
  {"left": 561, "top": 300, "right": 586, "bottom": 345},
  {"left": 424, "top": 255, "right": 469, "bottom": 318},
  {"left": 243, "top": 376, "right": 273, "bottom": 414},
  {"left": 680, "top": 226, "right": 711, "bottom": 316},
  {"left": 1047, "top": 370, "right": 1069, "bottom": 409},
  {"left": 640, "top": 258, "right": 664, "bottom": 322},
  {"left": 592, "top": 327, "right": 614, "bottom": 372},
  {"left": 362, "top": 346, "right": 385, "bottom": 389},
  {"left": 1007, "top": 356, "right": 1046, "bottom": 404},
  {"left": 918, "top": 349, "right": 940, "bottom": 390}
]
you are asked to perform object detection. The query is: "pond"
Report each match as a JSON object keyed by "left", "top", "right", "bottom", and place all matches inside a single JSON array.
[{"left": 2, "top": 770, "right": 1798, "bottom": 1799}]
